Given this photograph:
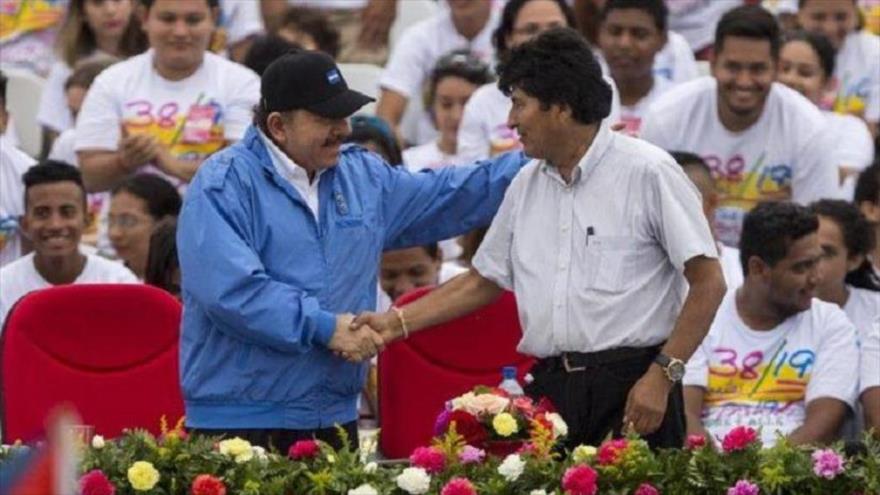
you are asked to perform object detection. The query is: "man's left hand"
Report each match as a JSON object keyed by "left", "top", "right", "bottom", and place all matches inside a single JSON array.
[{"left": 623, "top": 364, "right": 671, "bottom": 435}]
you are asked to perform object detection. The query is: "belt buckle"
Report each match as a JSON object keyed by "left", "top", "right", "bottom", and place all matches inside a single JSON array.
[{"left": 562, "top": 353, "right": 586, "bottom": 373}]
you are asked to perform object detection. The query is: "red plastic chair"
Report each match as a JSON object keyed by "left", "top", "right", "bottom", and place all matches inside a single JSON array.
[
  {"left": 378, "top": 287, "right": 535, "bottom": 458},
  {"left": 0, "top": 284, "right": 184, "bottom": 443}
]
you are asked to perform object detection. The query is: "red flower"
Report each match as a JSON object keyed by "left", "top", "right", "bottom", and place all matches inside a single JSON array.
[
  {"left": 534, "top": 397, "right": 557, "bottom": 415},
  {"left": 562, "top": 464, "right": 598, "bottom": 495},
  {"left": 409, "top": 446, "right": 446, "bottom": 474},
  {"left": 686, "top": 434, "right": 706, "bottom": 450},
  {"left": 79, "top": 469, "right": 115, "bottom": 495},
  {"left": 288, "top": 439, "right": 320, "bottom": 460},
  {"left": 447, "top": 410, "right": 488, "bottom": 446},
  {"left": 440, "top": 477, "right": 477, "bottom": 495},
  {"left": 597, "top": 438, "right": 629, "bottom": 465},
  {"left": 191, "top": 474, "right": 227, "bottom": 495},
  {"left": 634, "top": 482, "right": 660, "bottom": 495},
  {"left": 512, "top": 396, "right": 536, "bottom": 416},
  {"left": 721, "top": 426, "right": 758, "bottom": 453}
]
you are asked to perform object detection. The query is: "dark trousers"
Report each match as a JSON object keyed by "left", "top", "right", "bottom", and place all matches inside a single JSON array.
[
  {"left": 190, "top": 420, "right": 359, "bottom": 454},
  {"left": 525, "top": 346, "right": 686, "bottom": 450}
]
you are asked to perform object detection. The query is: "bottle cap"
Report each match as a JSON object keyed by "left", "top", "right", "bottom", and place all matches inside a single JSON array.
[{"left": 502, "top": 366, "right": 517, "bottom": 379}]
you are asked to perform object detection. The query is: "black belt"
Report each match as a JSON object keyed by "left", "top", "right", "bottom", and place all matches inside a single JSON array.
[{"left": 540, "top": 344, "right": 662, "bottom": 373}]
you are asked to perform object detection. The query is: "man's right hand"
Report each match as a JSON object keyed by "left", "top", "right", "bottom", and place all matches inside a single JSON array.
[
  {"left": 328, "top": 314, "right": 386, "bottom": 362},
  {"left": 351, "top": 311, "right": 403, "bottom": 344}
]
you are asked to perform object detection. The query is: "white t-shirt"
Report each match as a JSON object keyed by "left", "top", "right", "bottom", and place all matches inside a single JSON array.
[
  {"left": 684, "top": 290, "right": 860, "bottom": 446},
  {"left": 653, "top": 31, "right": 700, "bottom": 84},
  {"left": 618, "top": 76, "right": 673, "bottom": 136},
  {"left": 640, "top": 78, "right": 840, "bottom": 247},
  {"left": 287, "top": 0, "right": 368, "bottom": 9},
  {"left": 403, "top": 141, "right": 468, "bottom": 171},
  {"left": 379, "top": 9, "right": 499, "bottom": 145},
  {"left": 0, "top": 252, "right": 138, "bottom": 328},
  {"left": 74, "top": 50, "right": 260, "bottom": 188},
  {"left": 456, "top": 77, "right": 623, "bottom": 163},
  {"left": 219, "top": 0, "right": 264, "bottom": 46},
  {"left": 718, "top": 243, "right": 743, "bottom": 289},
  {"left": 844, "top": 287, "right": 880, "bottom": 392},
  {"left": 0, "top": 137, "right": 36, "bottom": 268},
  {"left": 36, "top": 60, "right": 74, "bottom": 133},
  {"left": 861, "top": 316, "right": 880, "bottom": 394},
  {"left": 827, "top": 111, "right": 876, "bottom": 199},
  {"left": 665, "top": 0, "right": 744, "bottom": 52},
  {"left": 827, "top": 31, "right": 880, "bottom": 124}
]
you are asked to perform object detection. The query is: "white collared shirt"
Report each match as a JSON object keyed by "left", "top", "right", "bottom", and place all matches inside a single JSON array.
[
  {"left": 259, "top": 130, "right": 323, "bottom": 218},
  {"left": 472, "top": 120, "right": 717, "bottom": 357}
]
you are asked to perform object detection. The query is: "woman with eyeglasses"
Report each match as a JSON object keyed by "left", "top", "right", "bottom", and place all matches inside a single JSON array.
[{"left": 108, "top": 174, "right": 181, "bottom": 280}]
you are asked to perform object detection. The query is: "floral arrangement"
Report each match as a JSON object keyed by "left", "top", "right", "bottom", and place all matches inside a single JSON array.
[
  {"left": 433, "top": 386, "right": 568, "bottom": 457},
  {"left": 2, "top": 418, "right": 880, "bottom": 494}
]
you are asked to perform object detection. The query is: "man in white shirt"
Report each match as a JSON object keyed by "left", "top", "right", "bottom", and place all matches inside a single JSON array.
[
  {"left": 671, "top": 151, "right": 744, "bottom": 288},
  {"left": 683, "top": 202, "right": 859, "bottom": 447},
  {"left": 641, "top": 5, "right": 840, "bottom": 248},
  {"left": 75, "top": 0, "right": 260, "bottom": 193},
  {"left": 376, "top": 0, "right": 499, "bottom": 144},
  {"left": 0, "top": 162, "right": 138, "bottom": 329},
  {"left": 353, "top": 28, "right": 726, "bottom": 449}
]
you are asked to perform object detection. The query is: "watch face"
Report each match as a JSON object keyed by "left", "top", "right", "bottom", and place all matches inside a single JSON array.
[{"left": 668, "top": 361, "right": 686, "bottom": 381}]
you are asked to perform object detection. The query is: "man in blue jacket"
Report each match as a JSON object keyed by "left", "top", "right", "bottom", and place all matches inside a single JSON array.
[{"left": 177, "top": 50, "right": 528, "bottom": 452}]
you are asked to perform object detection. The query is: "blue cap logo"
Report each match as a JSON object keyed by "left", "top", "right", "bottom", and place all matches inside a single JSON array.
[{"left": 326, "top": 69, "right": 341, "bottom": 85}]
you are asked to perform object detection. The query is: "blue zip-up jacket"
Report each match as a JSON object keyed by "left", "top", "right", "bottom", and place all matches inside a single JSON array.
[{"left": 177, "top": 126, "right": 528, "bottom": 429}]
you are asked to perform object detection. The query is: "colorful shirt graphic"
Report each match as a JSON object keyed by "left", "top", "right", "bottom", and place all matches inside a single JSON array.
[{"left": 0, "top": 0, "right": 63, "bottom": 44}]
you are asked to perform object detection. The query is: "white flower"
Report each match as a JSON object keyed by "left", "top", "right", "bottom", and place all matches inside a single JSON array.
[
  {"left": 396, "top": 467, "right": 431, "bottom": 494},
  {"left": 529, "top": 490, "right": 548, "bottom": 495},
  {"left": 572, "top": 445, "right": 597, "bottom": 463},
  {"left": 91, "top": 435, "right": 105, "bottom": 449},
  {"left": 348, "top": 483, "right": 379, "bottom": 495},
  {"left": 218, "top": 437, "right": 254, "bottom": 463},
  {"left": 546, "top": 412, "right": 568, "bottom": 438},
  {"left": 451, "top": 392, "right": 510, "bottom": 416},
  {"left": 327, "top": 454, "right": 336, "bottom": 464},
  {"left": 364, "top": 461, "right": 378, "bottom": 473},
  {"left": 498, "top": 453, "right": 525, "bottom": 482},
  {"left": 251, "top": 445, "right": 268, "bottom": 464}
]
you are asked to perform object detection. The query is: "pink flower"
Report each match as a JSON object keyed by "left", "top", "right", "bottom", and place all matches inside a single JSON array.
[
  {"left": 634, "top": 483, "right": 660, "bottom": 495},
  {"left": 440, "top": 477, "right": 476, "bottom": 495},
  {"left": 562, "top": 464, "right": 598, "bottom": 495},
  {"left": 458, "top": 445, "right": 486, "bottom": 464},
  {"left": 686, "top": 434, "right": 706, "bottom": 450},
  {"left": 409, "top": 446, "right": 446, "bottom": 474},
  {"left": 726, "top": 480, "right": 760, "bottom": 495},
  {"left": 512, "top": 396, "right": 536, "bottom": 416},
  {"left": 722, "top": 426, "right": 758, "bottom": 453},
  {"left": 288, "top": 439, "right": 320, "bottom": 460},
  {"left": 191, "top": 474, "right": 227, "bottom": 495},
  {"left": 79, "top": 469, "right": 115, "bottom": 495},
  {"left": 812, "top": 449, "right": 845, "bottom": 480},
  {"left": 597, "top": 438, "right": 629, "bottom": 465}
]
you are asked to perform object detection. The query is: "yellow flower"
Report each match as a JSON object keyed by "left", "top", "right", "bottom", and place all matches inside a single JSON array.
[
  {"left": 218, "top": 437, "right": 254, "bottom": 463},
  {"left": 492, "top": 412, "right": 519, "bottom": 437},
  {"left": 127, "top": 461, "right": 160, "bottom": 491},
  {"left": 572, "top": 445, "right": 597, "bottom": 463}
]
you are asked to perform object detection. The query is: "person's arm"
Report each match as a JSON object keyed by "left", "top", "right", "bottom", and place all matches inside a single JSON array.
[
  {"left": 683, "top": 386, "right": 710, "bottom": 440},
  {"left": 375, "top": 89, "right": 408, "bottom": 130},
  {"left": 787, "top": 398, "right": 849, "bottom": 446},
  {"left": 863, "top": 388, "right": 880, "bottom": 438},
  {"left": 155, "top": 146, "right": 203, "bottom": 183},
  {"left": 77, "top": 132, "right": 159, "bottom": 192},
  {"left": 178, "top": 162, "right": 382, "bottom": 359},
  {"left": 624, "top": 255, "right": 726, "bottom": 434},
  {"left": 375, "top": 24, "right": 427, "bottom": 130}
]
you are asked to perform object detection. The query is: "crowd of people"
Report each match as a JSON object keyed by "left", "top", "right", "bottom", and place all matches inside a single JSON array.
[{"left": 0, "top": 0, "right": 878, "bottom": 454}]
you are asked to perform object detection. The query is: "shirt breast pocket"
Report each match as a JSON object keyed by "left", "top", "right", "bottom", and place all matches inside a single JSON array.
[{"left": 583, "top": 235, "right": 638, "bottom": 293}]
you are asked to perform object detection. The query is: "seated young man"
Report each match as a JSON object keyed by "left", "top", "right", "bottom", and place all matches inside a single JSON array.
[
  {"left": 377, "top": 243, "right": 468, "bottom": 311},
  {"left": 683, "top": 201, "right": 859, "bottom": 447},
  {"left": 0, "top": 161, "right": 138, "bottom": 328}
]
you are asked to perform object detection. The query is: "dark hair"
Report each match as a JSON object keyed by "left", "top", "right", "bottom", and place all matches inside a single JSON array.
[
  {"left": 810, "top": 199, "right": 880, "bottom": 291},
  {"left": 58, "top": 0, "right": 146, "bottom": 68},
  {"left": 740, "top": 201, "right": 819, "bottom": 275},
  {"left": 345, "top": 114, "right": 403, "bottom": 166},
  {"left": 111, "top": 174, "right": 182, "bottom": 221},
  {"left": 498, "top": 28, "right": 611, "bottom": 125},
  {"left": 281, "top": 7, "right": 341, "bottom": 59},
  {"left": 141, "top": 0, "right": 219, "bottom": 8},
  {"left": 64, "top": 57, "right": 117, "bottom": 91},
  {"left": 426, "top": 49, "right": 494, "bottom": 108},
  {"left": 600, "top": 0, "right": 668, "bottom": 32},
  {"left": 420, "top": 243, "right": 441, "bottom": 260},
  {"left": 854, "top": 162, "right": 879, "bottom": 206},
  {"left": 23, "top": 160, "right": 86, "bottom": 209},
  {"left": 782, "top": 30, "right": 836, "bottom": 79},
  {"left": 0, "top": 70, "right": 6, "bottom": 106},
  {"left": 670, "top": 150, "right": 711, "bottom": 176},
  {"left": 145, "top": 217, "right": 180, "bottom": 296},
  {"left": 243, "top": 35, "right": 301, "bottom": 76},
  {"left": 714, "top": 5, "right": 781, "bottom": 59},
  {"left": 493, "top": 0, "right": 576, "bottom": 60},
  {"left": 798, "top": 0, "right": 857, "bottom": 8}
]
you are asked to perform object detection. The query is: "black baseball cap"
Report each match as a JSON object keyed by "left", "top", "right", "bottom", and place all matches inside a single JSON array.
[{"left": 260, "top": 50, "right": 374, "bottom": 119}]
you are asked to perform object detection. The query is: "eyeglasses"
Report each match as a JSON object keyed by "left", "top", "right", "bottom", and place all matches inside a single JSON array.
[{"left": 105, "top": 214, "right": 151, "bottom": 229}]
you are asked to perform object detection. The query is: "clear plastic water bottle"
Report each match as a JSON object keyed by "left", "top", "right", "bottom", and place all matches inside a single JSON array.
[{"left": 498, "top": 366, "right": 524, "bottom": 397}]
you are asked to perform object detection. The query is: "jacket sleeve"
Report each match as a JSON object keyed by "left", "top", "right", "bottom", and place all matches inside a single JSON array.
[
  {"left": 379, "top": 150, "right": 529, "bottom": 249},
  {"left": 177, "top": 161, "right": 337, "bottom": 354}
]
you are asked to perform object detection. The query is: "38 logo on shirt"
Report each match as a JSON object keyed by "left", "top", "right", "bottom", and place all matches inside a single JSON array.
[{"left": 122, "top": 98, "right": 226, "bottom": 161}]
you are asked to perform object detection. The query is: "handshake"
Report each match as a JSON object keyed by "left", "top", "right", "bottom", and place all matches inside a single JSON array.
[{"left": 328, "top": 311, "right": 405, "bottom": 362}]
